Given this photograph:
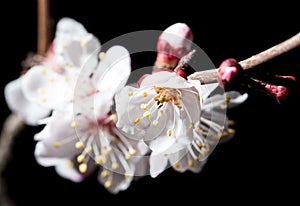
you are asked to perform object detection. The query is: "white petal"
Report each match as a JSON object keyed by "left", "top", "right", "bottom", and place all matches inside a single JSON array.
[
  {"left": 149, "top": 135, "right": 176, "bottom": 154},
  {"left": 115, "top": 86, "right": 142, "bottom": 136},
  {"left": 93, "top": 46, "right": 131, "bottom": 97},
  {"left": 180, "top": 88, "right": 201, "bottom": 123},
  {"left": 55, "top": 161, "right": 85, "bottom": 182},
  {"left": 22, "top": 65, "right": 70, "bottom": 109},
  {"left": 149, "top": 152, "right": 169, "bottom": 178},
  {"left": 55, "top": 158, "right": 97, "bottom": 182},
  {"left": 34, "top": 112, "right": 90, "bottom": 166},
  {"left": 140, "top": 71, "right": 192, "bottom": 89},
  {"left": 4, "top": 77, "right": 50, "bottom": 125},
  {"left": 98, "top": 169, "right": 133, "bottom": 194},
  {"left": 63, "top": 34, "right": 100, "bottom": 69}
]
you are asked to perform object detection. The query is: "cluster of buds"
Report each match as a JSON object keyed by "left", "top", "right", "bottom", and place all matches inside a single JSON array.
[{"left": 217, "top": 58, "right": 296, "bottom": 104}]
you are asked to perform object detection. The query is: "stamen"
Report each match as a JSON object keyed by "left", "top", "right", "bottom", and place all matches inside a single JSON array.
[
  {"left": 99, "top": 52, "right": 105, "bottom": 60},
  {"left": 70, "top": 121, "right": 77, "bottom": 128},
  {"left": 80, "top": 40, "right": 87, "bottom": 47},
  {"left": 134, "top": 117, "right": 140, "bottom": 124},
  {"left": 188, "top": 159, "right": 193, "bottom": 167},
  {"left": 167, "top": 129, "right": 172, "bottom": 137},
  {"left": 143, "top": 111, "right": 151, "bottom": 118},
  {"left": 79, "top": 163, "right": 87, "bottom": 173},
  {"left": 65, "top": 160, "right": 73, "bottom": 168},
  {"left": 224, "top": 96, "right": 231, "bottom": 103},
  {"left": 152, "top": 120, "right": 159, "bottom": 126},
  {"left": 77, "top": 154, "right": 85, "bottom": 163},
  {"left": 75, "top": 141, "right": 84, "bottom": 149},
  {"left": 109, "top": 114, "right": 117, "bottom": 122},
  {"left": 52, "top": 142, "right": 61, "bottom": 148},
  {"left": 37, "top": 87, "right": 45, "bottom": 94},
  {"left": 101, "top": 170, "right": 109, "bottom": 178},
  {"left": 140, "top": 103, "right": 148, "bottom": 110},
  {"left": 173, "top": 162, "right": 180, "bottom": 169},
  {"left": 127, "top": 91, "right": 133, "bottom": 96},
  {"left": 104, "top": 180, "right": 112, "bottom": 188},
  {"left": 40, "top": 68, "right": 46, "bottom": 75},
  {"left": 142, "top": 91, "right": 148, "bottom": 97}
]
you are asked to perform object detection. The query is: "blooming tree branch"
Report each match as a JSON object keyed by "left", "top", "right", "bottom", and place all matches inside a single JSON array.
[{"left": 188, "top": 32, "right": 300, "bottom": 84}]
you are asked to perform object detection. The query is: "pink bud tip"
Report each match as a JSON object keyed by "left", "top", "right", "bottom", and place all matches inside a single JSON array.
[
  {"left": 265, "top": 84, "right": 289, "bottom": 104},
  {"left": 155, "top": 23, "right": 193, "bottom": 69},
  {"left": 217, "top": 58, "right": 244, "bottom": 89}
]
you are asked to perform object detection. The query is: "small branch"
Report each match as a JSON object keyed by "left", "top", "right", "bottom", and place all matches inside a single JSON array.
[
  {"left": 0, "top": 114, "right": 25, "bottom": 206},
  {"left": 37, "top": 0, "right": 50, "bottom": 55},
  {"left": 188, "top": 32, "right": 300, "bottom": 84}
]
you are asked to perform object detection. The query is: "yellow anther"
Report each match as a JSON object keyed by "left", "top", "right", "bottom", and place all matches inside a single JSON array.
[
  {"left": 125, "top": 153, "right": 131, "bottom": 160},
  {"left": 159, "top": 110, "right": 164, "bottom": 116},
  {"left": 77, "top": 154, "right": 85, "bottom": 163},
  {"left": 129, "top": 149, "right": 136, "bottom": 155},
  {"left": 112, "top": 162, "right": 119, "bottom": 170},
  {"left": 37, "top": 87, "right": 45, "bottom": 94},
  {"left": 75, "top": 141, "right": 84, "bottom": 149},
  {"left": 188, "top": 123, "right": 194, "bottom": 129},
  {"left": 134, "top": 117, "right": 140, "bottom": 124},
  {"left": 194, "top": 156, "right": 199, "bottom": 161},
  {"left": 101, "top": 170, "right": 109, "bottom": 178},
  {"left": 173, "top": 162, "right": 180, "bottom": 169},
  {"left": 167, "top": 129, "right": 172, "bottom": 137},
  {"left": 109, "top": 114, "right": 117, "bottom": 122},
  {"left": 228, "top": 128, "right": 236, "bottom": 134},
  {"left": 140, "top": 103, "right": 148, "bottom": 110},
  {"left": 220, "top": 104, "right": 227, "bottom": 110},
  {"left": 65, "top": 160, "right": 73, "bottom": 168},
  {"left": 98, "top": 52, "right": 105, "bottom": 60},
  {"left": 224, "top": 96, "right": 231, "bottom": 103},
  {"left": 80, "top": 40, "right": 87, "bottom": 47},
  {"left": 128, "top": 91, "right": 133, "bottom": 96},
  {"left": 143, "top": 111, "right": 151, "bottom": 118},
  {"left": 40, "top": 68, "right": 46, "bottom": 75},
  {"left": 142, "top": 91, "right": 148, "bottom": 97},
  {"left": 52, "top": 142, "right": 61, "bottom": 148},
  {"left": 124, "top": 172, "right": 131, "bottom": 179},
  {"left": 188, "top": 160, "right": 193, "bottom": 167},
  {"left": 70, "top": 121, "right": 77, "bottom": 128},
  {"left": 79, "top": 163, "right": 87, "bottom": 173},
  {"left": 104, "top": 181, "right": 112, "bottom": 188},
  {"left": 197, "top": 93, "right": 201, "bottom": 101},
  {"left": 152, "top": 120, "right": 159, "bottom": 126},
  {"left": 228, "top": 120, "right": 235, "bottom": 126}
]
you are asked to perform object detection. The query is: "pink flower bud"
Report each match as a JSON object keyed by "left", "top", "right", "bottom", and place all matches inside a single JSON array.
[
  {"left": 217, "top": 58, "right": 244, "bottom": 89},
  {"left": 155, "top": 23, "right": 193, "bottom": 69},
  {"left": 264, "top": 84, "right": 289, "bottom": 104}
]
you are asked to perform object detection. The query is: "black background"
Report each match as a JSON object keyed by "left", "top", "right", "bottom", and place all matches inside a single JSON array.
[{"left": 1, "top": 1, "right": 299, "bottom": 205}]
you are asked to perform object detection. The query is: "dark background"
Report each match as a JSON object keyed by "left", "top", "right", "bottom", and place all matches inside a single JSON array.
[{"left": 1, "top": 1, "right": 299, "bottom": 205}]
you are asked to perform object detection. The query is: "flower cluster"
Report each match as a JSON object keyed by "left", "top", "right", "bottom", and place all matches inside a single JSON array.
[{"left": 4, "top": 18, "right": 247, "bottom": 193}]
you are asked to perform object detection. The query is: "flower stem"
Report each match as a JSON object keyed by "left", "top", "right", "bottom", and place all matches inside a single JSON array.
[
  {"left": 188, "top": 32, "right": 300, "bottom": 84},
  {"left": 37, "top": 0, "right": 50, "bottom": 55}
]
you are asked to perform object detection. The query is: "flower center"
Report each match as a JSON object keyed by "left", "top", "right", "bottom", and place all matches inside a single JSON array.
[{"left": 153, "top": 86, "right": 182, "bottom": 108}]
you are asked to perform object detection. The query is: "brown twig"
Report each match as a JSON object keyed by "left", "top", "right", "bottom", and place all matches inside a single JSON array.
[
  {"left": 37, "top": 0, "right": 50, "bottom": 55},
  {"left": 0, "top": 0, "right": 50, "bottom": 205},
  {"left": 188, "top": 32, "right": 300, "bottom": 84}
]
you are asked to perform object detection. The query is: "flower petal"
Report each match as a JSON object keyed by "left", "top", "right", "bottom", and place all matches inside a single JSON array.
[
  {"left": 149, "top": 152, "right": 169, "bottom": 178},
  {"left": 93, "top": 46, "right": 131, "bottom": 98},
  {"left": 22, "top": 65, "right": 71, "bottom": 109},
  {"left": 140, "top": 71, "right": 191, "bottom": 89},
  {"left": 55, "top": 159, "right": 97, "bottom": 183},
  {"left": 4, "top": 77, "right": 50, "bottom": 125},
  {"left": 34, "top": 112, "right": 89, "bottom": 166}
]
